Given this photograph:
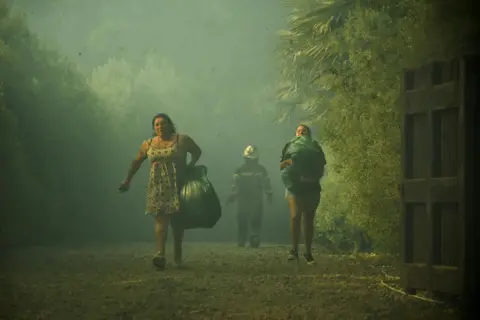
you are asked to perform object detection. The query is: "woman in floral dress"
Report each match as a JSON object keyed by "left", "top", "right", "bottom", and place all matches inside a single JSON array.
[{"left": 119, "top": 113, "right": 202, "bottom": 270}]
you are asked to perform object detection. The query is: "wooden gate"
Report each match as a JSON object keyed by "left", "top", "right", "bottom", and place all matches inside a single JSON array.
[{"left": 401, "top": 58, "right": 465, "bottom": 295}]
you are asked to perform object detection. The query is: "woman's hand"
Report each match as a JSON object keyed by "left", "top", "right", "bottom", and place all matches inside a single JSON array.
[
  {"left": 118, "top": 179, "right": 131, "bottom": 192},
  {"left": 120, "top": 141, "right": 148, "bottom": 193},
  {"left": 280, "top": 159, "right": 293, "bottom": 170}
]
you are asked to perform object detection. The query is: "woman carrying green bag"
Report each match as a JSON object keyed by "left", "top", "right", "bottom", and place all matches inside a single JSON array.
[
  {"left": 119, "top": 113, "right": 202, "bottom": 270},
  {"left": 280, "top": 124, "right": 326, "bottom": 264}
]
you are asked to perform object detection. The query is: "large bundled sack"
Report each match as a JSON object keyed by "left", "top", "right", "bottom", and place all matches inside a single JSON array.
[
  {"left": 177, "top": 165, "right": 222, "bottom": 229},
  {"left": 280, "top": 136, "right": 326, "bottom": 194}
]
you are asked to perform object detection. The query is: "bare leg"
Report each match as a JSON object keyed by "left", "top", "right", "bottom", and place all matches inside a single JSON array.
[
  {"left": 154, "top": 214, "right": 170, "bottom": 255},
  {"left": 288, "top": 195, "right": 302, "bottom": 253},
  {"left": 152, "top": 214, "right": 170, "bottom": 270},
  {"left": 303, "top": 192, "right": 320, "bottom": 262},
  {"left": 172, "top": 224, "right": 184, "bottom": 266},
  {"left": 303, "top": 210, "right": 316, "bottom": 255}
]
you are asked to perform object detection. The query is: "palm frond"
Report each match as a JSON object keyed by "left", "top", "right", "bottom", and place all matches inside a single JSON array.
[{"left": 276, "top": 0, "right": 361, "bottom": 121}]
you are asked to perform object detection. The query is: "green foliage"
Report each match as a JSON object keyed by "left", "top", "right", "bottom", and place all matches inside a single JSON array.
[
  {"left": 0, "top": 3, "right": 116, "bottom": 244},
  {"left": 277, "top": 0, "right": 476, "bottom": 252}
]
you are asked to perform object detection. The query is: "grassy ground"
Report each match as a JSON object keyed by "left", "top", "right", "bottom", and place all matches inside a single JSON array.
[{"left": 0, "top": 242, "right": 458, "bottom": 320}]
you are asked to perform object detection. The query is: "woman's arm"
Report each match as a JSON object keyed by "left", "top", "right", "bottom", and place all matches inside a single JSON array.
[
  {"left": 183, "top": 135, "right": 202, "bottom": 167},
  {"left": 124, "top": 141, "right": 148, "bottom": 183},
  {"left": 280, "top": 159, "right": 293, "bottom": 170}
]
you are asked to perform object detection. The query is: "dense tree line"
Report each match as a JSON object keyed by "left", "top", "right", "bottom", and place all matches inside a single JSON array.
[{"left": 0, "top": 3, "right": 119, "bottom": 245}]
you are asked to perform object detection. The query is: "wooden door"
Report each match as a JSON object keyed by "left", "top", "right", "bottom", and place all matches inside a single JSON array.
[{"left": 401, "top": 59, "right": 465, "bottom": 295}]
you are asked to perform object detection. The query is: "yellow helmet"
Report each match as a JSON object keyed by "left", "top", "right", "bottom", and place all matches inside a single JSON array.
[{"left": 243, "top": 145, "right": 259, "bottom": 159}]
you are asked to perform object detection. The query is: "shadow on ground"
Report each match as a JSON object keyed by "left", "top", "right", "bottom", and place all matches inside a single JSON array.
[{"left": 0, "top": 243, "right": 458, "bottom": 319}]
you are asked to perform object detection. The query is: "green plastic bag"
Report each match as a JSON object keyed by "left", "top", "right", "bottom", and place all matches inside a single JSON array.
[
  {"left": 280, "top": 136, "right": 326, "bottom": 194},
  {"left": 177, "top": 165, "right": 222, "bottom": 229}
]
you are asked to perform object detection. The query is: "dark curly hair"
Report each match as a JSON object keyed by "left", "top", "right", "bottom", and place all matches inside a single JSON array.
[{"left": 151, "top": 113, "right": 176, "bottom": 136}]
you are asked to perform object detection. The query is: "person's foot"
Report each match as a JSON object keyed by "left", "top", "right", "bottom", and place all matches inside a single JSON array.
[
  {"left": 303, "top": 252, "right": 315, "bottom": 265},
  {"left": 152, "top": 252, "right": 166, "bottom": 270},
  {"left": 287, "top": 249, "right": 299, "bottom": 261}
]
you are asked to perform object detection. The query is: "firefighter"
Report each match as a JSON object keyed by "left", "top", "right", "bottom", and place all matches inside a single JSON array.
[{"left": 227, "top": 145, "right": 273, "bottom": 248}]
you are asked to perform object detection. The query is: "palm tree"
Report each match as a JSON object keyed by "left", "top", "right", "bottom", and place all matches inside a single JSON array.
[{"left": 275, "top": 0, "right": 357, "bottom": 122}]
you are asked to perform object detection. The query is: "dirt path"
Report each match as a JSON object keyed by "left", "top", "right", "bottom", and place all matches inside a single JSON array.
[{"left": 0, "top": 243, "right": 457, "bottom": 319}]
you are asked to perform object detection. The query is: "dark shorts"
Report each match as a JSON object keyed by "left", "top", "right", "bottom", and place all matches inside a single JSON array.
[{"left": 286, "top": 182, "right": 321, "bottom": 198}]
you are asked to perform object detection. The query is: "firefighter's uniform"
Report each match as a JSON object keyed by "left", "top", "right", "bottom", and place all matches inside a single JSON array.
[{"left": 228, "top": 146, "right": 273, "bottom": 248}]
